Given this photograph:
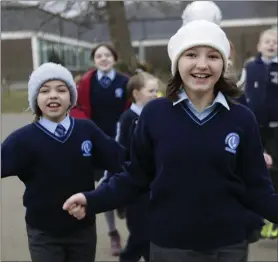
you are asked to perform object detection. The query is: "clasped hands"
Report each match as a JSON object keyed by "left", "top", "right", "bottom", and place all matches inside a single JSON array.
[{"left": 63, "top": 193, "right": 87, "bottom": 220}]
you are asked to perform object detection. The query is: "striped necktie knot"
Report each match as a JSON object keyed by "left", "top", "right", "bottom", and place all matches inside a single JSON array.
[
  {"left": 100, "top": 75, "right": 111, "bottom": 88},
  {"left": 55, "top": 124, "right": 66, "bottom": 137}
]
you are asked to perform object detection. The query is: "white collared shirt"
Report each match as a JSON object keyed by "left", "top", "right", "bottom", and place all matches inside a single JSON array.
[
  {"left": 173, "top": 89, "right": 230, "bottom": 121},
  {"left": 130, "top": 103, "right": 143, "bottom": 116},
  {"left": 261, "top": 56, "right": 278, "bottom": 64},
  {"left": 39, "top": 115, "right": 71, "bottom": 135},
  {"left": 97, "top": 69, "right": 116, "bottom": 82}
]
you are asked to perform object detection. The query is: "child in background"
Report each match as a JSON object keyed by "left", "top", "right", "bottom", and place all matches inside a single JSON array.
[
  {"left": 117, "top": 71, "right": 158, "bottom": 262},
  {"left": 1, "top": 62, "right": 126, "bottom": 262},
  {"left": 243, "top": 28, "right": 277, "bottom": 162},
  {"left": 71, "top": 44, "right": 130, "bottom": 255},
  {"left": 226, "top": 41, "right": 275, "bottom": 256},
  {"left": 227, "top": 41, "right": 274, "bottom": 169},
  {"left": 227, "top": 42, "right": 273, "bottom": 170},
  {"left": 242, "top": 28, "right": 278, "bottom": 239}
]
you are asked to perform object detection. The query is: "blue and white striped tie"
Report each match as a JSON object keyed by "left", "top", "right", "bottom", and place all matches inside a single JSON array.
[
  {"left": 54, "top": 124, "right": 66, "bottom": 137},
  {"left": 100, "top": 75, "right": 111, "bottom": 88}
]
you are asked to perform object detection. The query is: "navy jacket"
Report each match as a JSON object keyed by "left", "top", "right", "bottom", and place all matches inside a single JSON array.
[{"left": 245, "top": 54, "right": 278, "bottom": 126}]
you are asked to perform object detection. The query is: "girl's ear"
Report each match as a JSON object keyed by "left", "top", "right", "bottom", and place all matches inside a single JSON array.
[{"left": 132, "top": 89, "right": 139, "bottom": 101}]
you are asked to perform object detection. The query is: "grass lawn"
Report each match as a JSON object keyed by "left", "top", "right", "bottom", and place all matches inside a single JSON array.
[{"left": 2, "top": 89, "right": 29, "bottom": 113}]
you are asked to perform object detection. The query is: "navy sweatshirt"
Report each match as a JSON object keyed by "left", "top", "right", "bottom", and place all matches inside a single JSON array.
[
  {"left": 118, "top": 108, "right": 140, "bottom": 155},
  {"left": 236, "top": 94, "right": 248, "bottom": 107},
  {"left": 104, "top": 106, "right": 140, "bottom": 189},
  {"left": 1, "top": 117, "right": 125, "bottom": 235},
  {"left": 90, "top": 72, "right": 129, "bottom": 138},
  {"left": 244, "top": 54, "right": 278, "bottom": 126},
  {"left": 83, "top": 97, "right": 278, "bottom": 250}
]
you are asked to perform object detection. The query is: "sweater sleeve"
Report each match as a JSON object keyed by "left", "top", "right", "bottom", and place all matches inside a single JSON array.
[
  {"left": 83, "top": 108, "right": 155, "bottom": 215},
  {"left": 1, "top": 131, "right": 29, "bottom": 180},
  {"left": 90, "top": 121, "right": 127, "bottom": 174},
  {"left": 241, "top": 111, "right": 278, "bottom": 223}
]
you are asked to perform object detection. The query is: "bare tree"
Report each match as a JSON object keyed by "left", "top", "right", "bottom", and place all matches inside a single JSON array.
[
  {"left": 66, "top": 1, "right": 183, "bottom": 72},
  {"left": 72, "top": 1, "right": 138, "bottom": 72},
  {"left": 105, "top": 1, "right": 138, "bottom": 72},
  {"left": 6, "top": 0, "right": 183, "bottom": 72}
]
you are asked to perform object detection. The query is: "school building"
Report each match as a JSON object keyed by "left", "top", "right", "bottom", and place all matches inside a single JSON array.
[{"left": 1, "top": 1, "right": 277, "bottom": 89}]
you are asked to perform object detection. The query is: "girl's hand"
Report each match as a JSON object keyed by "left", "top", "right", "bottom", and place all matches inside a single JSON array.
[
  {"left": 63, "top": 193, "right": 87, "bottom": 219},
  {"left": 263, "top": 152, "right": 273, "bottom": 168},
  {"left": 69, "top": 204, "right": 86, "bottom": 220}
]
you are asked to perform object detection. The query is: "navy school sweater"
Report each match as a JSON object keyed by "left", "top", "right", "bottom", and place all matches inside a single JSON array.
[
  {"left": 118, "top": 108, "right": 140, "bottom": 156},
  {"left": 236, "top": 94, "right": 248, "bottom": 107},
  {"left": 117, "top": 107, "right": 150, "bottom": 233},
  {"left": 1, "top": 117, "right": 126, "bottom": 235},
  {"left": 83, "top": 97, "right": 278, "bottom": 250},
  {"left": 244, "top": 54, "right": 278, "bottom": 126},
  {"left": 90, "top": 72, "right": 129, "bottom": 138},
  {"left": 104, "top": 106, "right": 140, "bottom": 188}
]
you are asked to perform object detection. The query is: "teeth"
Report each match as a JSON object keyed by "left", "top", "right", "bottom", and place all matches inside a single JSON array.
[
  {"left": 48, "top": 103, "right": 60, "bottom": 107},
  {"left": 192, "top": 74, "right": 209, "bottom": 78}
]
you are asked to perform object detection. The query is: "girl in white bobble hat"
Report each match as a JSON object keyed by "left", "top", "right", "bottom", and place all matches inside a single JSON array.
[
  {"left": 1, "top": 62, "right": 128, "bottom": 262},
  {"left": 63, "top": 2, "right": 278, "bottom": 262}
]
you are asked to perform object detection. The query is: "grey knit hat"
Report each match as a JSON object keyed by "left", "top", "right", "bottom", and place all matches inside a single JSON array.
[{"left": 27, "top": 62, "right": 77, "bottom": 113}]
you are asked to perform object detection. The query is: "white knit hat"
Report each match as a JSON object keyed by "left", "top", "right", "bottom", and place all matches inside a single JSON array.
[
  {"left": 181, "top": 1, "right": 222, "bottom": 26},
  {"left": 168, "top": 1, "right": 230, "bottom": 76},
  {"left": 28, "top": 62, "right": 77, "bottom": 113}
]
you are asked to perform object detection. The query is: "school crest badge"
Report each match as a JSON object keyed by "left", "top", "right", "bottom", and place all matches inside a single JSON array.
[
  {"left": 225, "top": 132, "right": 240, "bottom": 154},
  {"left": 81, "top": 140, "right": 92, "bottom": 157}
]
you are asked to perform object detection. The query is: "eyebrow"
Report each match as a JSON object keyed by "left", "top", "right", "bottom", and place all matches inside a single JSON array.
[
  {"left": 96, "top": 52, "right": 110, "bottom": 56},
  {"left": 184, "top": 48, "right": 220, "bottom": 54},
  {"left": 208, "top": 51, "right": 221, "bottom": 54},
  {"left": 41, "top": 84, "right": 67, "bottom": 88}
]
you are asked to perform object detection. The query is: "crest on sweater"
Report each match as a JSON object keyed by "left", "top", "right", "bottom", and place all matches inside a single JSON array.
[
  {"left": 81, "top": 140, "right": 92, "bottom": 157},
  {"left": 115, "top": 88, "right": 123, "bottom": 98},
  {"left": 225, "top": 132, "right": 240, "bottom": 154}
]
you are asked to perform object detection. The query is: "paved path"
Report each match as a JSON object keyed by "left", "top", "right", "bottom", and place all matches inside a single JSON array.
[{"left": 1, "top": 114, "right": 277, "bottom": 261}]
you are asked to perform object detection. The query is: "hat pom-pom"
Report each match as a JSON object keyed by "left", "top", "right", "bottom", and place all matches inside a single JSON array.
[{"left": 181, "top": 1, "right": 222, "bottom": 26}]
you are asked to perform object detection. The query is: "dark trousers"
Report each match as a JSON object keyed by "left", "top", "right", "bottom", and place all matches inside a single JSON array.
[
  {"left": 120, "top": 194, "right": 150, "bottom": 262},
  {"left": 26, "top": 224, "right": 96, "bottom": 262},
  {"left": 260, "top": 126, "right": 278, "bottom": 192},
  {"left": 150, "top": 241, "right": 248, "bottom": 262}
]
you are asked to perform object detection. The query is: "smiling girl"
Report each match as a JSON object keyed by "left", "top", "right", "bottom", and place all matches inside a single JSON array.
[
  {"left": 64, "top": 3, "right": 278, "bottom": 262},
  {"left": 1, "top": 62, "right": 127, "bottom": 262}
]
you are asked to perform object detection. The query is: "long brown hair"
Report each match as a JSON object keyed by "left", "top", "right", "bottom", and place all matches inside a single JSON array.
[
  {"left": 229, "top": 41, "right": 236, "bottom": 65},
  {"left": 227, "top": 40, "right": 246, "bottom": 90},
  {"left": 33, "top": 104, "right": 42, "bottom": 122},
  {"left": 166, "top": 71, "right": 242, "bottom": 103},
  {"left": 225, "top": 41, "right": 238, "bottom": 82}
]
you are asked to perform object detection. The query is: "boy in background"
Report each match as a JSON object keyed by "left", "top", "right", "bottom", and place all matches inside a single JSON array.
[{"left": 244, "top": 28, "right": 278, "bottom": 239}]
